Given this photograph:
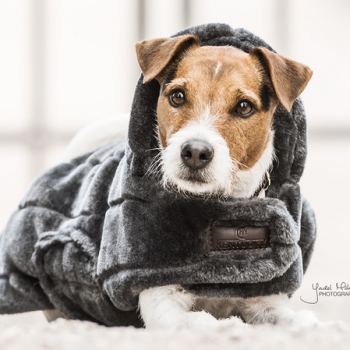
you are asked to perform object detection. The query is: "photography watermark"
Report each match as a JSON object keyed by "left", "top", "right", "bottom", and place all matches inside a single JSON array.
[{"left": 300, "top": 282, "right": 350, "bottom": 304}]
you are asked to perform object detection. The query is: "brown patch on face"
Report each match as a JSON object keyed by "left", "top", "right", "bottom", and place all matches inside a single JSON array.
[{"left": 156, "top": 46, "right": 279, "bottom": 171}]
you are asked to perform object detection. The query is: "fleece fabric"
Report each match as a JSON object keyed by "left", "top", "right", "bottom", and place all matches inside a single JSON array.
[{"left": 0, "top": 23, "right": 316, "bottom": 327}]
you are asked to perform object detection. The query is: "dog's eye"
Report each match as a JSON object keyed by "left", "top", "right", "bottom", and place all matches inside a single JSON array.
[
  {"left": 235, "top": 100, "right": 254, "bottom": 117},
  {"left": 169, "top": 90, "right": 185, "bottom": 107}
]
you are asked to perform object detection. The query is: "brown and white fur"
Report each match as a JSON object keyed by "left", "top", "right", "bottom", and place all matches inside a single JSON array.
[{"left": 57, "top": 35, "right": 317, "bottom": 329}]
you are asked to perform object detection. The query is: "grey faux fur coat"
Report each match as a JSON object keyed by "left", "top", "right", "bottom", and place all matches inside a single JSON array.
[{"left": 0, "top": 23, "right": 316, "bottom": 327}]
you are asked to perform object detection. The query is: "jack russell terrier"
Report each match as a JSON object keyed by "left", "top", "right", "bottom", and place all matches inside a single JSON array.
[{"left": 59, "top": 34, "right": 316, "bottom": 329}]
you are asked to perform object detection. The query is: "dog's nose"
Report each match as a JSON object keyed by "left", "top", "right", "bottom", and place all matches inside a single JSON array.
[{"left": 181, "top": 140, "right": 214, "bottom": 170}]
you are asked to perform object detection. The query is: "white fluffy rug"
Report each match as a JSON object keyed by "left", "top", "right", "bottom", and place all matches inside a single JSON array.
[{"left": 0, "top": 313, "right": 348, "bottom": 350}]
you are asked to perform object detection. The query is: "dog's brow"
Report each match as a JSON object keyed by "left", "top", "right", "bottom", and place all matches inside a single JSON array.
[
  {"left": 163, "top": 78, "right": 188, "bottom": 95},
  {"left": 234, "top": 88, "right": 260, "bottom": 106}
]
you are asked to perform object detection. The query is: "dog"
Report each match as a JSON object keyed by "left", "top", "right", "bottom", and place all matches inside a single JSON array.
[{"left": 57, "top": 34, "right": 317, "bottom": 329}]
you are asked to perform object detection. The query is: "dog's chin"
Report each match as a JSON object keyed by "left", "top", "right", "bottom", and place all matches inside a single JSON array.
[
  {"left": 163, "top": 171, "right": 229, "bottom": 197},
  {"left": 180, "top": 171, "right": 208, "bottom": 185}
]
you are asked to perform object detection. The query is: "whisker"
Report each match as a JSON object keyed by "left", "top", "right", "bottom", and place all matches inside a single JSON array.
[
  {"left": 245, "top": 154, "right": 264, "bottom": 173},
  {"left": 145, "top": 147, "right": 162, "bottom": 152},
  {"left": 145, "top": 151, "right": 163, "bottom": 178},
  {"left": 231, "top": 157, "right": 250, "bottom": 170}
]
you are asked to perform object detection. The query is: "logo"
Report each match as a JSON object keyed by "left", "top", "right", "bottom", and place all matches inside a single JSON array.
[
  {"left": 210, "top": 225, "right": 270, "bottom": 252},
  {"left": 300, "top": 282, "right": 350, "bottom": 304},
  {"left": 237, "top": 227, "right": 248, "bottom": 239},
  {"left": 217, "top": 239, "right": 268, "bottom": 250}
]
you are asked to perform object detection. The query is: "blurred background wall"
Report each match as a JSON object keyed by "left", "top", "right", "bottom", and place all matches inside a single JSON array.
[{"left": 0, "top": 0, "right": 349, "bottom": 323}]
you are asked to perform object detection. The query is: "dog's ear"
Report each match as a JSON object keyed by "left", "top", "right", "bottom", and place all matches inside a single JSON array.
[
  {"left": 136, "top": 35, "right": 200, "bottom": 84},
  {"left": 250, "top": 47, "right": 313, "bottom": 112}
]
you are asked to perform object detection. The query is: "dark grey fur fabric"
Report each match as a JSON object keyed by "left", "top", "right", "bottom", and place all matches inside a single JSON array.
[{"left": 0, "top": 23, "right": 316, "bottom": 327}]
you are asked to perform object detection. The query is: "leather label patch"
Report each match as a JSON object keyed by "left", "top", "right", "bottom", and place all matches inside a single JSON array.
[{"left": 210, "top": 226, "right": 270, "bottom": 252}]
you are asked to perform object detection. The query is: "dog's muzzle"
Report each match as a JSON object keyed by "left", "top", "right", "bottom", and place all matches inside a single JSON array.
[{"left": 181, "top": 139, "right": 214, "bottom": 170}]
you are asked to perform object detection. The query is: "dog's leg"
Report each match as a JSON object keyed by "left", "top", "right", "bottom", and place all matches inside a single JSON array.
[
  {"left": 237, "top": 294, "right": 318, "bottom": 326},
  {"left": 139, "top": 285, "right": 246, "bottom": 330}
]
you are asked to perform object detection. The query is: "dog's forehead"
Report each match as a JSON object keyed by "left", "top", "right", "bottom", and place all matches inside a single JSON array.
[{"left": 175, "top": 46, "right": 260, "bottom": 88}]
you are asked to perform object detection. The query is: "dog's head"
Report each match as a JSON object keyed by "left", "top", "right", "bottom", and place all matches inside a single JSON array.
[{"left": 136, "top": 35, "right": 312, "bottom": 197}]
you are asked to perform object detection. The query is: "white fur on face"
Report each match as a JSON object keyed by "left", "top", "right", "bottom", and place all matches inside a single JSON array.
[
  {"left": 160, "top": 107, "right": 274, "bottom": 198},
  {"left": 214, "top": 62, "right": 222, "bottom": 76},
  {"left": 160, "top": 108, "right": 235, "bottom": 196}
]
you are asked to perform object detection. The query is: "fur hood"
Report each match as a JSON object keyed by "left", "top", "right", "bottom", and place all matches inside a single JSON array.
[{"left": 0, "top": 23, "right": 316, "bottom": 327}]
